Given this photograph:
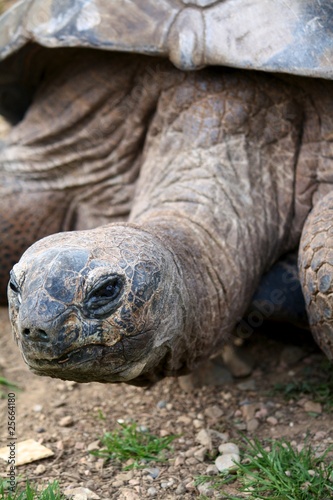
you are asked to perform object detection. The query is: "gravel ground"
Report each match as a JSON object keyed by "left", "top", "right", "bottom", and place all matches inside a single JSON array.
[{"left": 1, "top": 306, "right": 333, "bottom": 499}]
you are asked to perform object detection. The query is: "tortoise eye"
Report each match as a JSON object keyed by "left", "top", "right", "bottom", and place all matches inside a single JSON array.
[
  {"left": 93, "top": 279, "right": 121, "bottom": 300},
  {"left": 9, "top": 272, "right": 22, "bottom": 304},
  {"left": 9, "top": 280, "right": 19, "bottom": 293},
  {"left": 85, "top": 275, "right": 124, "bottom": 318}
]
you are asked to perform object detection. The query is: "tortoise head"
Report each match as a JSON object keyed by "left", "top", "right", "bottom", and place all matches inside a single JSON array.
[{"left": 8, "top": 225, "right": 186, "bottom": 385}]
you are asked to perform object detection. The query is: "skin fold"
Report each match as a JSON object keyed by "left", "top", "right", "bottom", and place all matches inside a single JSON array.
[{"left": 3, "top": 50, "right": 333, "bottom": 384}]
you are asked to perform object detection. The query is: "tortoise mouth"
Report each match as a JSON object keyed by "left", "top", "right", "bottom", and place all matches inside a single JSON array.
[{"left": 22, "top": 343, "right": 130, "bottom": 382}]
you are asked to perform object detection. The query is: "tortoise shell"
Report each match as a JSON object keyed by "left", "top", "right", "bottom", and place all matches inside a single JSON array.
[{"left": 0, "top": 0, "right": 333, "bottom": 121}]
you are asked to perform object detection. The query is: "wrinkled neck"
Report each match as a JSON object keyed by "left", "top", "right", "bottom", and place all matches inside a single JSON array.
[{"left": 129, "top": 68, "right": 304, "bottom": 362}]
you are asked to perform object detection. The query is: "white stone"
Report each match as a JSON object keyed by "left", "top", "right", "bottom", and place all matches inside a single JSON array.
[
  {"left": 215, "top": 453, "right": 239, "bottom": 472},
  {"left": 64, "top": 487, "right": 100, "bottom": 500},
  {"left": 218, "top": 442, "right": 240, "bottom": 455}
]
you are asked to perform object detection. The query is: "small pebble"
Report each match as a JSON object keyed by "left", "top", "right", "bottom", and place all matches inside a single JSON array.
[
  {"left": 128, "top": 479, "right": 140, "bottom": 486},
  {"left": 156, "top": 400, "right": 167, "bottom": 409},
  {"left": 193, "top": 419, "right": 204, "bottom": 429},
  {"left": 177, "top": 415, "right": 192, "bottom": 425},
  {"left": 59, "top": 415, "right": 74, "bottom": 427},
  {"left": 147, "top": 487, "right": 157, "bottom": 497},
  {"left": 222, "top": 391, "right": 232, "bottom": 400},
  {"left": 185, "top": 480, "right": 196, "bottom": 491},
  {"left": 193, "top": 446, "right": 207, "bottom": 462},
  {"left": 33, "top": 404, "right": 43, "bottom": 412},
  {"left": 241, "top": 403, "right": 260, "bottom": 421},
  {"left": 87, "top": 440, "right": 100, "bottom": 452},
  {"left": 234, "top": 422, "right": 247, "bottom": 431},
  {"left": 204, "top": 405, "right": 223, "bottom": 420},
  {"left": 34, "top": 464, "right": 46, "bottom": 475},
  {"left": 205, "top": 464, "right": 219, "bottom": 476},
  {"left": 138, "top": 425, "right": 148, "bottom": 433},
  {"left": 209, "top": 429, "right": 229, "bottom": 443},
  {"left": 197, "top": 482, "right": 214, "bottom": 497},
  {"left": 301, "top": 481, "right": 311, "bottom": 491},
  {"left": 186, "top": 457, "right": 199, "bottom": 466},
  {"left": 75, "top": 442, "right": 85, "bottom": 450},
  {"left": 218, "top": 443, "right": 240, "bottom": 455},
  {"left": 175, "top": 483, "right": 186, "bottom": 494},
  {"left": 314, "top": 431, "right": 326, "bottom": 441},
  {"left": 247, "top": 418, "right": 259, "bottom": 432},
  {"left": 195, "top": 429, "right": 212, "bottom": 450},
  {"left": 266, "top": 416, "right": 278, "bottom": 426},
  {"left": 237, "top": 379, "right": 256, "bottom": 391},
  {"left": 185, "top": 447, "right": 197, "bottom": 458},
  {"left": 117, "top": 471, "right": 134, "bottom": 482},
  {"left": 174, "top": 456, "right": 185, "bottom": 466},
  {"left": 255, "top": 408, "right": 268, "bottom": 420},
  {"left": 64, "top": 487, "right": 100, "bottom": 500},
  {"left": 215, "top": 453, "right": 239, "bottom": 472},
  {"left": 113, "top": 481, "right": 124, "bottom": 488},
  {"left": 144, "top": 467, "right": 160, "bottom": 480},
  {"left": 303, "top": 401, "right": 322, "bottom": 414},
  {"left": 222, "top": 344, "right": 254, "bottom": 377}
]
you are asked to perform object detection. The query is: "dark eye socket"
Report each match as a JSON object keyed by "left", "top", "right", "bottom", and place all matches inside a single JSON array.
[
  {"left": 93, "top": 280, "right": 121, "bottom": 301},
  {"left": 9, "top": 281, "right": 19, "bottom": 293},
  {"left": 9, "top": 272, "right": 20, "bottom": 294},
  {"left": 85, "top": 275, "right": 124, "bottom": 316}
]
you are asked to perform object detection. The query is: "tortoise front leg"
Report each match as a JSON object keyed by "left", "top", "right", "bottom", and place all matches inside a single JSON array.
[{"left": 299, "top": 191, "right": 333, "bottom": 359}]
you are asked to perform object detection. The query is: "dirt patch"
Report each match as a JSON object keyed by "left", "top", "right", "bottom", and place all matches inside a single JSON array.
[{"left": 1, "top": 307, "right": 333, "bottom": 499}]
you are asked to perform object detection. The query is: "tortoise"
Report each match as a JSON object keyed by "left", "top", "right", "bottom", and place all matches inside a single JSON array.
[{"left": 1, "top": 0, "right": 333, "bottom": 385}]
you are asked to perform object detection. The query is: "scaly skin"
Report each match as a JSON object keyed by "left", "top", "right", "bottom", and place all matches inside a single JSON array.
[
  {"left": 299, "top": 192, "right": 333, "bottom": 360},
  {"left": 4, "top": 52, "right": 333, "bottom": 384}
]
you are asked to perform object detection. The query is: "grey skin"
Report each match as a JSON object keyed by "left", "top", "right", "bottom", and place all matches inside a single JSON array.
[{"left": 1, "top": 1, "right": 333, "bottom": 385}]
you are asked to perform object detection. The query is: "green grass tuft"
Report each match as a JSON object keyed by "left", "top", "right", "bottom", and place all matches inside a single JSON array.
[
  {"left": 0, "top": 479, "right": 65, "bottom": 500},
  {"left": 91, "top": 422, "right": 177, "bottom": 469},
  {"left": 196, "top": 437, "right": 333, "bottom": 499},
  {"left": 0, "top": 377, "right": 20, "bottom": 399}
]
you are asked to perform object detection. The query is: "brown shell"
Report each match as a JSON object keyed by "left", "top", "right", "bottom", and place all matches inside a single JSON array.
[{"left": 0, "top": 0, "right": 333, "bottom": 77}]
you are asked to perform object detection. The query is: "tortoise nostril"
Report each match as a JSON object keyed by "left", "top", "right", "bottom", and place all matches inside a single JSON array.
[
  {"left": 38, "top": 329, "right": 49, "bottom": 341},
  {"left": 21, "top": 327, "right": 49, "bottom": 342}
]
